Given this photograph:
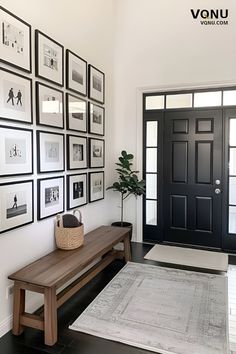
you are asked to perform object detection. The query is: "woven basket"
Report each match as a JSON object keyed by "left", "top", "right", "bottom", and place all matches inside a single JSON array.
[{"left": 55, "top": 209, "right": 84, "bottom": 250}]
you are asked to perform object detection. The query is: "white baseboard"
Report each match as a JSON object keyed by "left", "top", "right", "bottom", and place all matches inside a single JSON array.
[{"left": 0, "top": 315, "right": 12, "bottom": 338}]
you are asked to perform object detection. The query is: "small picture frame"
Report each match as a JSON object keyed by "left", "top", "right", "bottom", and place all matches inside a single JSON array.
[
  {"left": 66, "top": 93, "right": 87, "bottom": 133},
  {"left": 37, "top": 131, "right": 64, "bottom": 173},
  {"left": 89, "top": 138, "right": 105, "bottom": 168},
  {"left": 89, "top": 171, "right": 104, "bottom": 203},
  {"left": 0, "top": 125, "right": 33, "bottom": 177},
  {"left": 0, "top": 67, "right": 32, "bottom": 124},
  {"left": 36, "top": 82, "right": 64, "bottom": 129},
  {"left": 67, "top": 173, "right": 87, "bottom": 210},
  {"left": 35, "top": 30, "right": 64, "bottom": 87},
  {"left": 88, "top": 65, "right": 105, "bottom": 104},
  {"left": 37, "top": 176, "right": 64, "bottom": 220},
  {"left": 66, "top": 49, "right": 87, "bottom": 96},
  {"left": 0, "top": 6, "right": 32, "bottom": 73},
  {"left": 67, "top": 135, "right": 87, "bottom": 170},
  {"left": 89, "top": 102, "right": 105, "bottom": 136},
  {"left": 0, "top": 180, "right": 34, "bottom": 234}
]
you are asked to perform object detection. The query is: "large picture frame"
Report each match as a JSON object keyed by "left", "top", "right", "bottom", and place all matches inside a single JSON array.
[
  {"left": 0, "top": 67, "right": 33, "bottom": 124},
  {"left": 0, "top": 6, "right": 32, "bottom": 73},
  {"left": 67, "top": 173, "right": 87, "bottom": 210},
  {"left": 36, "top": 82, "right": 64, "bottom": 129},
  {"left": 88, "top": 65, "right": 105, "bottom": 104},
  {"left": 35, "top": 30, "right": 64, "bottom": 87},
  {"left": 0, "top": 180, "right": 34, "bottom": 234},
  {"left": 89, "top": 138, "right": 105, "bottom": 168},
  {"left": 37, "top": 176, "right": 64, "bottom": 220},
  {"left": 66, "top": 93, "right": 87, "bottom": 133},
  {"left": 67, "top": 135, "right": 87, "bottom": 170},
  {"left": 89, "top": 102, "right": 105, "bottom": 136},
  {"left": 37, "top": 131, "right": 65, "bottom": 173},
  {"left": 66, "top": 49, "right": 87, "bottom": 96},
  {"left": 89, "top": 171, "right": 104, "bottom": 203},
  {"left": 0, "top": 125, "right": 33, "bottom": 177}
]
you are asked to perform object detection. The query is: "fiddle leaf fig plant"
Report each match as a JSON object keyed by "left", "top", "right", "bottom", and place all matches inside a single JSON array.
[{"left": 107, "top": 150, "right": 145, "bottom": 225}]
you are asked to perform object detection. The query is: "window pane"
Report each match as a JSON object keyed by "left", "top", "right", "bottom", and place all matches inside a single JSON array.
[
  {"left": 230, "top": 148, "right": 236, "bottom": 175},
  {"left": 229, "top": 206, "right": 236, "bottom": 233},
  {"left": 146, "top": 148, "right": 157, "bottom": 173},
  {"left": 145, "top": 95, "right": 164, "bottom": 110},
  {"left": 230, "top": 119, "right": 236, "bottom": 146},
  {"left": 194, "top": 91, "right": 221, "bottom": 107},
  {"left": 146, "top": 174, "right": 157, "bottom": 199},
  {"left": 146, "top": 121, "right": 158, "bottom": 147},
  {"left": 166, "top": 93, "right": 192, "bottom": 109},
  {"left": 223, "top": 90, "right": 236, "bottom": 106},
  {"left": 229, "top": 177, "right": 236, "bottom": 205},
  {"left": 146, "top": 200, "right": 157, "bottom": 225}
]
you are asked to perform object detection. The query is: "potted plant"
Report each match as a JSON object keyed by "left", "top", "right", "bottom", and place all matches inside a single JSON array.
[{"left": 107, "top": 150, "right": 145, "bottom": 233}]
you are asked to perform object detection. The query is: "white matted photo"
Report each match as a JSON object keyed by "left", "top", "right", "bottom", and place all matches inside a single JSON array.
[
  {"left": 89, "top": 138, "right": 104, "bottom": 168},
  {"left": 66, "top": 49, "right": 87, "bottom": 96},
  {"left": 0, "top": 180, "right": 34, "bottom": 233},
  {"left": 0, "top": 67, "right": 32, "bottom": 124},
  {"left": 66, "top": 93, "right": 87, "bottom": 132},
  {"left": 36, "top": 82, "right": 64, "bottom": 129},
  {"left": 67, "top": 135, "right": 87, "bottom": 170},
  {"left": 89, "top": 102, "right": 104, "bottom": 136},
  {"left": 88, "top": 65, "right": 105, "bottom": 104},
  {"left": 89, "top": 171, "right": 104, "bottom": 203},
  {"left": 0, "top": 6, "right": 31, "bottom": 72},
  {"left": 37, "top": 131, "right": 64, "bottom": 173},
  {"left": 38, "top": 176, "right": 64, "bottom": 220},
  {"left": 67, "top": 173, "right": 87, "bottom": 210},
  {"left": 0, "top": 125, "right": 33, "bottom": 176}
]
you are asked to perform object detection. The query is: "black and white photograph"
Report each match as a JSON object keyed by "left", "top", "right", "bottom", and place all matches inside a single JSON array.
[
  {"left": 89, "top": 171, "right": 104, "bottom": 203},
  {"left": 37, "top": 131, "right": 64, "bottom": 173},
  {"left": 89, "top": 102, "right": 105, "bottom": 136},
  {"left": 88, "top": 65, "right": 105, "bottom": 104},
  {"left": 67, "top": 135, "right": 87, "bottom": 170},
  {"left": 66, "top": 49, "right": 87, "bottom": 96},
  {"left": 0, "top": 125, "right": 33, "bottom": 177},
  {"left": 89, "top": 138, "right": 105, "bottom": 168},
  {"left": 35, "top": 30, "right": 64, "bottom": 86},
  {"left": 0, "top": 67, "right": 32, "bottom": 124},
  {"left": 36, "top": 82, "right": 64, "bottom": 129},
  {"left": 66, "top": 93, "right": 87, "bottom": 132},
  {"left": 0, "top": 6, "right": 31, "bottom": 72},
  {"left": 0, "top": 180, "right": 33, "bottom": 233},
  {"left": 67, "top": 173, "right": 87, "bottom": 210},
  {"left": 37, "top": 176, "right": 64, "bottom": 220}
]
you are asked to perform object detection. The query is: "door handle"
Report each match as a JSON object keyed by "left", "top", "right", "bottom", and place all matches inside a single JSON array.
[{"left": 215, "top": 188, "right": 221, "bottom": 194}]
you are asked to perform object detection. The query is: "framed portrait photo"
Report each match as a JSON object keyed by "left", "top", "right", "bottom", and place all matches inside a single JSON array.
[
  {"left": 0, "top": 125, "right": 33, "bottom": 177},
  {"left": 66, "top": 49, "right": 87, "bottom": 96},
  {"left": 38, "top": 176, "right": 64, "bottom": 220},
  {"left": 0, "top": 6, "right": 32, "bottom": 72},
  {"left": 67, "top": 135, "right": 87, "bottom": 170},
  {"left": 67, "top": 173, "right": 87, "bottom": 210},
  {"left": 88, "top": 65, "right": 105, "bottom": 104},
  {"left": 35, "top": 30, "right": 64, "bottom": 87},
  {"left": 37, "top": 131, "right": 64, "bottom": 173},
  {"left": 0, "top": 180, "right": 34, "bottom": 234},
  {"left": 89, "top": 102, "right": 104, "bottom": 136},
  {"left": 89, "top": 138, "right": 105, "bottom": 168},
  {"left": 66, "top": 93, "right": 87, "bottom": 133},
  {"left": 36, "top": 82, "right": 64, "bottom": 129},
  {"left": 0, "top": 67, "right": 32, "bottom": 124},
  {"left": 89, "top": 171, "right": 104, "bottom": 203}
]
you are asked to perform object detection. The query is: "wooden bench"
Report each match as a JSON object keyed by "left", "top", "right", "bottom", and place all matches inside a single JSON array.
[{"left": 8, "top": 226, "right": 131, "bottom": 346}]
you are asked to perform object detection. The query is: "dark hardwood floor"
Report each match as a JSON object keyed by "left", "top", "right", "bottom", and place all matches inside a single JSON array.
[{"left": 0, "top": 242, "right": 235, "bottom": 354}]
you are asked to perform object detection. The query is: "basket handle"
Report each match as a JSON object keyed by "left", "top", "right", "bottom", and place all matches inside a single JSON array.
[
  {"left": 56, "top": 214, "right": 63, "bottom": 227},
  {"left": 73, "top": 209, "right": 82, "bottom": 223}
]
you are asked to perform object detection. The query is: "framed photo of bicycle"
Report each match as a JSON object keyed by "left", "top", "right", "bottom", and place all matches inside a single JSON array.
[
  {"left": 0, "top": 125, "right": 33, "bottom": 177},
  {"left": 0, "top": 6, "right": 32, "bottom": 73},
  {"left": 0, "top": 67, "right": 32, "bottom": 124},
  {"left": 88, "top": 65, "right": 105, "bottom": 104}
]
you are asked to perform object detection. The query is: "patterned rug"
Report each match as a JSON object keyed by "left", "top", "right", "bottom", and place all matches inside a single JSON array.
[{"left": 70, "top": 262, "right": 229, "bottom": 354}]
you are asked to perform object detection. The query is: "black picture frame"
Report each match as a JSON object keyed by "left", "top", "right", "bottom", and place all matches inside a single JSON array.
[
  {"left": 88, "top": 64, "right": 105, "bottom": 104},
  {"left": 89, "top": 171, "right": 104, "bottom": 203},
  {"left": 66, "top": 49, "right": 87, "bottom": 96},
  {"left": 89, "top": 137, "right": 105, "bottom": 168},
  {"left": 67, "top": 134, "right": 87, "bottom": 170},
  {"left": 35, "top": 30, "right": 64, "bottom": 87},
  {"left": 36, "top": 81, "right": 64, "bottom": 129},
  {"left": 0, "top": 6, "right": 32, "bottom": 73},
  {"left": 67, "top": 173, "right": 87, "bottom": 210},
  {"left": 88, "top": 102, "right": 105, "bottom": 136},
  {"left": 66, "top": 93, "right": 87, "bottom": 133},
  {"left": 0, "top": 179, "right": 34, "bottom": 234}
]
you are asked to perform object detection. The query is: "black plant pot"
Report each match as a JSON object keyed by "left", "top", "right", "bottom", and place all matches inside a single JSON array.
[{"left": 111, "top": 222, "right": 132, "bottom": 238}]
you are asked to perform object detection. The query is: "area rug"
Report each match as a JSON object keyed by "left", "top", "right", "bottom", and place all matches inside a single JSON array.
[
  {"left": 70, "top": 262, "right": 229, "bottom": 354},
  {"left": 144, "top": 245, "right": 228, "bottom": 272}
]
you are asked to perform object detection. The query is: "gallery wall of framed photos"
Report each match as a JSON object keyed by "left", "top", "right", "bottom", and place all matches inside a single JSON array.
[{"left": 0, "top": 5, "right": 106, "bottom": 233}]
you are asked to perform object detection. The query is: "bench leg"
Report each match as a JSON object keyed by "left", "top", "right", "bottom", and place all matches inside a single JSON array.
[
  {"left": 12, "top": 282, "right": 25, "bottom": 335},
  {"left": 44, "top": 287, "right": 57, "bottom": 346},
  {"left": 124, "top": 235, "right": 132, "bottom": 262}
]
